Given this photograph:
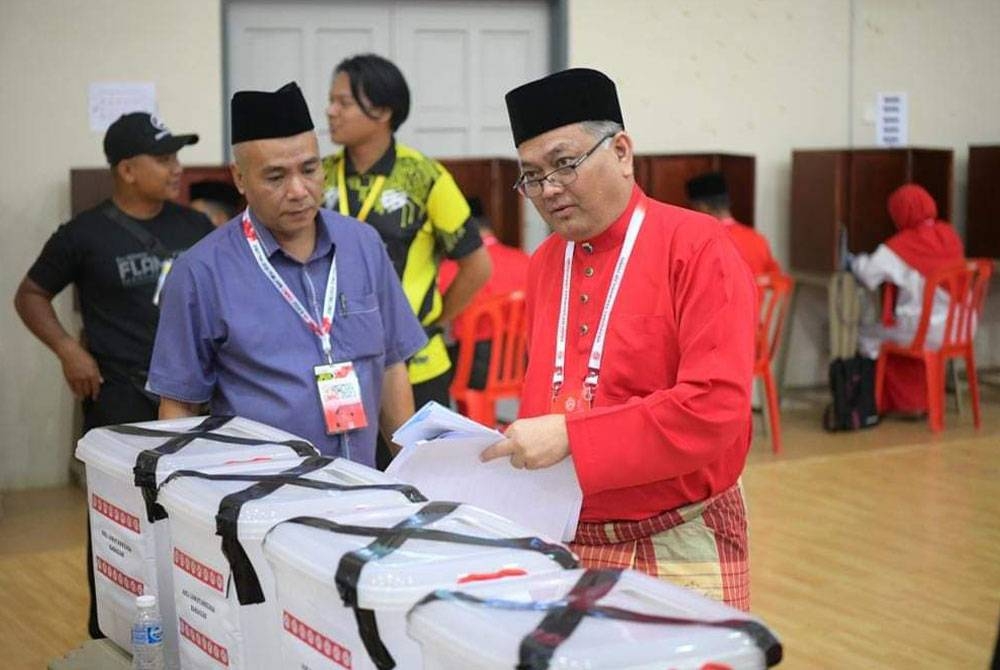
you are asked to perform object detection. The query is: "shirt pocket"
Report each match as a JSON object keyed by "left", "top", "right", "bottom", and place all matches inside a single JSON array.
[
  {"left": 334, "top": 292, "right": 386, "bottom": 361},
  {"left": 598, "top": 313, "right": 676, "bottom": 400}
]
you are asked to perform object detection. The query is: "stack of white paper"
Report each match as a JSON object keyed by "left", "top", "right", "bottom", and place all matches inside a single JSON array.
[{"left": 388, "top": 402, "right": 582, "bottom": 542}]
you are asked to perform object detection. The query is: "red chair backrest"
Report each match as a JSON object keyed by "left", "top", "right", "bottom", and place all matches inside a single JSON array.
[
  {"left": 902, "top": 259, "right": 993, "bottom": 352},
  {"left": 449, "top": 290, "right": 528, "bottom": 401},
  {"left": 755, "top": 272, "right": 794, "bottom": 369}
]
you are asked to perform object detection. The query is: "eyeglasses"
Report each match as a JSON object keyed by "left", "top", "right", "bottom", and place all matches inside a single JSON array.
[{"left": 513, "top": 132, "right": 616, "bottom": 197}]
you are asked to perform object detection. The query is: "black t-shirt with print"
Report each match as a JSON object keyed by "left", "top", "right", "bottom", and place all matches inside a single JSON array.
[{"left": 28, "top": 199, "right": 214, "bottom": 373}]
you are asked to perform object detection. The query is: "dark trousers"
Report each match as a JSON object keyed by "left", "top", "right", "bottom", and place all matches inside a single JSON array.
[
  {"left": 83, "top": 378, "right": 159, "bottom": 639},
  {"left": 375, "top": 372, "right": 452, "bottom": 471}
]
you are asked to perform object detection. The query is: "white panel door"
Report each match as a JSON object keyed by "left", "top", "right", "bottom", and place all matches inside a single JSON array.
[
  {"left": 228, "top": 2, "right": 391, "bottom": 155},
  {"left": 227, "top": 0, "right": 548, "bottom": 158},
  {"left": 393, "top": 1, "right": 548, "bottom": 157}
]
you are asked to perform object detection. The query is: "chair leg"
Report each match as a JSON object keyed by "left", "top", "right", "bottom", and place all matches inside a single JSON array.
[
  {"left": 762, "top": 369, "right": 782, "bottom": 454},
  {"left": 874, "top": 352, "right": 887, "bottom": 415},
  {"left": 966, "top": 354, "right": 982, "bottom": 430},
  {"left": 950, "top": 359, "right": 964, "bottom": 417},
  {"left": 925, "top": 356, "right": 944, "bottom": 432}
]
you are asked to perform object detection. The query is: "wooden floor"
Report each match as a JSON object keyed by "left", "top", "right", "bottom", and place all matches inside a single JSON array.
[{"left": 2, "top": 388, "right": 998, "bottom": 669}]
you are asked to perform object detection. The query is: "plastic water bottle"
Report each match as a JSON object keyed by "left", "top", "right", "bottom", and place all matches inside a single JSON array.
[{"left": 131, "top": 594, "right": 165, "bottom": 670}]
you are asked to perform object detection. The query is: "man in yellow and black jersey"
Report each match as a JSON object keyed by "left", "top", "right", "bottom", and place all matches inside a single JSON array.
[{"left": 323, "top": 53, "right": 492, "bottom": 468}]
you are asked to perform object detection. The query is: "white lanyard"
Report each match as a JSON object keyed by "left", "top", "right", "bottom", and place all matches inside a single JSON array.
[
  {"left": 552, "top": 202, "right": 646, "bottom": 397},
  {"left": 241, "top": 209, "right": 337, "bottom": 364}
]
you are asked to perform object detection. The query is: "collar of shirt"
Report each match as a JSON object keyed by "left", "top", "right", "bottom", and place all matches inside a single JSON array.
[
  {"left": 580, "top": 184, "right": 645, "bottom": 254},
  {"left": 246, "top": 208, "right": 335, "bottom": 264},
  {"left": 343, "top": 137, "right": 397, "bottom": 177}
]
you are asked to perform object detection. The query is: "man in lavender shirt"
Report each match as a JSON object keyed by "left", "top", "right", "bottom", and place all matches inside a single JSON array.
[{"left": 148, "top": 82, "right": 425, "bottom": 466}]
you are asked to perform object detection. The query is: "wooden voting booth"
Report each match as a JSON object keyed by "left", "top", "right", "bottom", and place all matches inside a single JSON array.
[
  {"left": 69, "top": 159, "right": 527, "bottom": 247},
  {"left": 71, "top": 153, "right": 757, "bottom": 249},
  {"left": 967, "top": 145, "right": 1000, "bottom": 259},
  {"left": 789, "top": 147, "right": 953, "bottom": 273},
  {"left": 70, "top": 166, "right": 236, "bottom": 217},
  {"left": 779, "top": 147, "right": 954, "bottom": 391},
  {"left": 635, "top": 153, "right": 755, "bottom": 227}
]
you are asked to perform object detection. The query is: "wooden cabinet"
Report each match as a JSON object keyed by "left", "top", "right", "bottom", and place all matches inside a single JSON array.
[
  {"left": 967, "top": 145, "right": 1000, "bottom": 259},
  {"left": 634, "top": 153, "right": 755, "bottom": 227},
  {"left": 789, "top": 148, "right": 953, "bottom": 273}
]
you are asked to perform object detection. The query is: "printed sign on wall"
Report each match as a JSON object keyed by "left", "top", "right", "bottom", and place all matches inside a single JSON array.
[
  {"left": 89, "top": 81, "right": 157, "bottom": 132},
  {"left": 876, "top": 92, "right": 908, "bottom": 147}
]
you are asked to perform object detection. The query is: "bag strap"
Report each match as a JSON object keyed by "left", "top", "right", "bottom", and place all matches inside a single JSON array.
[{"left": 102, "top": 200, "right": 171, "bottom": 259}]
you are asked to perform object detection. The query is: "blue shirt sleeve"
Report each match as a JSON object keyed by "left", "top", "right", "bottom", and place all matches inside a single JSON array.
[{"left": 147, "top": 257, "right": 219, "bottom": 403}]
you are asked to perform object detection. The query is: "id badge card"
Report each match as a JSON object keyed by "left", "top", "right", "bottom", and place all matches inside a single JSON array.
[
  {"left": 549, "top": 385, "right": 592, "bottom": 415},
  {"left": 152, "top": 257, "right": 173, "bottom": 307},
  {"left": 314, "top": 362, "right": 369, "bottom": 434}
]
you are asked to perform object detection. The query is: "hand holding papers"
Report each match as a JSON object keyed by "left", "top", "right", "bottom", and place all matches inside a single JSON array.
[{"left": 388, "top": 402, "right": 583, "bottom": 541}]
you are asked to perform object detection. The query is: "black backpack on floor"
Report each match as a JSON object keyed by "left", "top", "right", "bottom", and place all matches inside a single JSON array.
[{"left": 823, "top": 355, "right": 880, "bottom": 432}]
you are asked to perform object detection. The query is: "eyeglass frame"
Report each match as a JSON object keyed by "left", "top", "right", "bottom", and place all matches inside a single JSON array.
[{"left": 512, "top": 132, "right": 617, "bottom": 197}]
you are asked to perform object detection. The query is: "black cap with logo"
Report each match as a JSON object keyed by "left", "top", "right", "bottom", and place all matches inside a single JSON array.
[{"left": 103, "top": 112, "right": 199, "bottom": 165}]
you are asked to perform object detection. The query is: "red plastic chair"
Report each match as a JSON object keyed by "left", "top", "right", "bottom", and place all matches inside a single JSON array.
[
  {"left": 875, "top": 258, "right": 994, "bottom": 432},
  {"left": 449, "top": 291, "right": 528, "bottom": 427},
  {"left": 755, "top": 272, "right": 794, "bottom": 454}
]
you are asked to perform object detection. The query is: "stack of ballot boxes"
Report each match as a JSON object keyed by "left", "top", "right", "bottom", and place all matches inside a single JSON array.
[
  {"left": 76, "top": 416, "right": 318, "bottom": 668},
  {"left": 77, "top": 406, "right": 781, "bottom": 669},
  {"left": 157, "top": 455, "right": 426, "bottom": 669}
]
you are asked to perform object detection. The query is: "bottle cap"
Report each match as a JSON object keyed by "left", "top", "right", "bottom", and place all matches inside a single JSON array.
[{"left": 136, "top": 595, "right": 157, "bottom": 608}]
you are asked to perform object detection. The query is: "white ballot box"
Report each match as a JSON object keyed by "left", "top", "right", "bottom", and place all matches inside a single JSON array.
[
  {"left": 407, "top": 568, "right": 783, "bottom": 670},
  {"left": 158, "top": 455, "right": 425, "bottom": 670},
  {"left": 75, "top": 416, "right": 317, "bottom": 668},
  {"left": 263, "top": 501, "right": 578, "bottom": 670}
]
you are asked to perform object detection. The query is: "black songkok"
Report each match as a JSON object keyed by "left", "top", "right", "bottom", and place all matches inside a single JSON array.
[
  {"left": 685, "top": 172, "right": 729, "bottom": 202},
  {"left": 230, "top": 82, "right": 314, "bottom": 144},
  {"left": 505, "top": 68, "right": 624, "bottom": 147}
]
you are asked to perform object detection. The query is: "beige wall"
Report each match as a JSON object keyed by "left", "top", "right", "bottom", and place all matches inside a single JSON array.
[
  {"left": 2, "top": 0, "right": 998, "bottom": 489},
  {"left": 0, "top": 0, "right": 223, "bottom": 488}
]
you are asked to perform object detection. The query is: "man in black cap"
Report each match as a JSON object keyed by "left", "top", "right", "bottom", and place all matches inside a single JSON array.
[
  {"left": 13, "top": 111, "right": 213, "bottom": 637},
  {"left": 686, "top": 171, "right": 780, "bottom": 276},
  {"left": 148, "top": 82, "right": 426, "bottom": 469},
  {"left": 480, "top": 69, "right": 758, "bottom": 610}
]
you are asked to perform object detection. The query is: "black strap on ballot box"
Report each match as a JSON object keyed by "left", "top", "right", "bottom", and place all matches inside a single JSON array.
[
  {"left": 411, "top": 569, "right": 784, "bottom": 669},
  {"left": 107, "top": 415, "right": 316, "bottom": 524},
  {"left": 280, "top": 501, "right": 579, "bottom": 670},
  {"left": 157, "top": 455, "right": 427, "bottom": 606}
]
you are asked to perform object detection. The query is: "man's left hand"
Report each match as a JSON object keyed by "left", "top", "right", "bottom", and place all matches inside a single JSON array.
[{"left": 480, "top": 414, "right": 570, "bottom": 470}]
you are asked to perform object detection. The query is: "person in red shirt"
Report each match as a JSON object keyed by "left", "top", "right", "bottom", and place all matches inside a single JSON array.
[
  {"left": 440, "top": 197, "right": 530, "bottom": 390},
  {"left": 850, "top": 183, "right": 965, "bottom": 414},
  {"left": 686, "top": 172, "right": 780, "bottom": 276},
  {"left": 480, "top": 69, "right": 757, "bottom": 610}
]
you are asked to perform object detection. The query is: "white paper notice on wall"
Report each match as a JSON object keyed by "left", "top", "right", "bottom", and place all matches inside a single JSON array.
[
  {"left": 876, "top": 92, "right": 908, "bottom": 147},
  {"left": 88, "top": 82, "right": 157, "bottom": 132}
]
